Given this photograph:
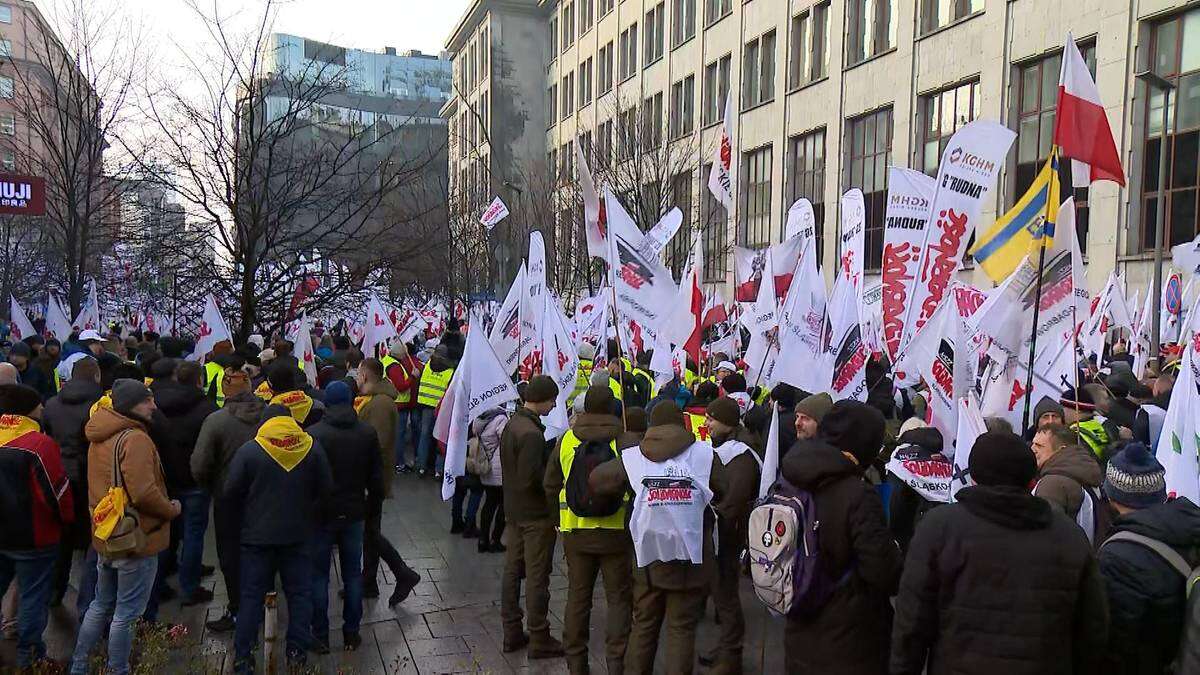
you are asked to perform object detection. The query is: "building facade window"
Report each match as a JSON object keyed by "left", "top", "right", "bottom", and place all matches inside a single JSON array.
[
  {"left": 642, "top": 92, "right": 663, "bottom": 150},
  {"left": 919, "top": 79, "right": 979, "bottom": 174},
  {"left": 703, "top": 54, "right": 731, "bottom": 125},
  {"left": 561, "top": 140, "right": 575, "bottom": 181},
  {"left": 702, "top": 162, "right": 729, "bottom": 281},
  {"left": 846, "top": 0, "right": 895, "bottom": 66},
  {"left": 645, "top": 3, "right": 666, "bottom": 65},
  {"left": 669, "top": 74, "right": 695, "bottom": 138},
  {"left": 580, "top": 57, "right": 593, "bottom": 106},
  {"left": 619, "top": 24, "right": 639, "bottom": 80},
  {"left": 562, "top": 72, "right": 574, "bottom": 118},
  {"left": 672, "top": 0, "right": 696, "bottom": 47},
  {"left": 920, "top": 0, "right": 983, "bottom": 35},
  {"left": 597, "top": 119, "right": 614, "bottom": 167},
  {"left": 705, "top": 0, "right": 731, "bottom": 27},
  {"left": 480, "top": 28, "right": 489, "bottom": 77},
  {"left": 580, "top": 0, "right": 594, "bottom": 33},
  {"left": 788, "top": 128, "right": 826, "bottom": 259},
  {"left": 845, "top": 107, "right": 893, "bottom": 269},
  {"left": 0, "top": 113, "right": 14, "bottom": 136},
  {"left": 599, "top": 0, "right": 615, "bottom": 18},
  {"left": 618, "top": 107, "right": 637, "bottom": 161},
  {"left": 667, "top": 171, "right": 694, "bottom": 275},
  {"left": 562, "top": 1, "right": 575, "bottom": 49},
  {"left": 549, "top": 15, "right": 558, "bottom": 59},
  {"left": 599, "top": 42, "right": 614, "bottom": 94},
  {"left": 742, "top": 30, "right": 776, "bottom": 109},
  {"left": 0, "top": 6, "right": 12, "bottom": 24},
  {"left": 740, "top": 145, "right": 773, "bottom": 248},
  {"left": 547, "top": 83, "right": 557, "bottom": 126},
  {"left": 789, "top": 2, "right": 829, "bottom": 89},
  {"left": 1016, "top": 45, "right": 1095, "bottom": 252},
  {"left": 548, "top": 148, "right": 558, "bottom": 181}
]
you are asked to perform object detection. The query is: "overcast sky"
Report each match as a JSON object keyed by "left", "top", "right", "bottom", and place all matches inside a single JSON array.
[{"left": 121, "top": 0, "right": 472, "bottom": 56}]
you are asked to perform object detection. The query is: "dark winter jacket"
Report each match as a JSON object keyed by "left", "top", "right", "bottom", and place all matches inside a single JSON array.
[
  {"left": 15, "top": 361, "right": 53, "bottom": 400},
  {"left": 308, "top": 404, "right": 384, "bottom": 523},
  {"left": 501, "top": 405, "right": 555, "bottom": 523},
  {"left": 151, "top": 379, "right": 218, "bottom": 493},
  {"left": 885, "top": 426, "right": 949, "bottom": 554},
  {"left": 711, "top": 425, "right": 762, "bottom": 560},
  {"left": 1099, "top": 497, "right": 1200, "bottom": 675},
  {"left": 779, "top": 439, "right": 902, "bottom": 675},
  {"left": 190, "top": 392, "right": 265, "bottom": 497},
  {"left": 1107, "top": 397, "right": 1139, "bottom": 432},
  {"left": 890, "top": 485, "right": 1109, "bottom": 675},
  {"left": 41, "top": 378, "right": 104, "bottom": 485}
]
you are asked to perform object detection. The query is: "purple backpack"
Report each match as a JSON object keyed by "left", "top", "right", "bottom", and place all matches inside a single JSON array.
[{"left": 747, "top": 478, "right": 842, "bottom": 617}]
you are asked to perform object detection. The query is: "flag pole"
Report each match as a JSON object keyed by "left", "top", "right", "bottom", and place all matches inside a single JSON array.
[
  {"left": 1021, "top": 150, "right": 1057, "bottom": 435},
  {"left": 606, "top": 286, "right": 629, "bottom": 431}
]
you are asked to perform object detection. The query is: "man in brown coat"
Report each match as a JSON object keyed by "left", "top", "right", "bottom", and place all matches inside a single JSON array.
[
  {"left": 702, "top": 397, "right": 762, "bottom": 674},
  {"left": 589, "top": 402, "right": 728, "bottom": 675},
  {"left": 500, "top": 375, "right": 564, "bottom": 658},
  {"left": 71, "top": 379, "right": 180, "bottom": 674},
  {"left": 544, "top": 385, "right": 633, "bottom": 675}
]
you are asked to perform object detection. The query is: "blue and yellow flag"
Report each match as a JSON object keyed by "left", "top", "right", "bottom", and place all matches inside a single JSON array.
[{"left": 970, "top": 151, "right": 1061, "bottom": 283}]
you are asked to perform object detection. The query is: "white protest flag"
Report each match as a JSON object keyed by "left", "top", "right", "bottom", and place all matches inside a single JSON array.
[
  {"left": 577, "top": 138, "right": 607, "bottom": 258},
  {"left": 776, "top": 237, "right": 829, "bottom": 395},
  {"left": 838, "top": 189, "right": 866, "bottom": 290},
  {"left": 8, "top": 296, "right": 35, "bottom": 342},
  {"left": 950, "top": 394, "right": 988, "bottom": 500},
  {"left": 522, "top": 232, "right": 549, "bottom": 375},
  {"left": 899, "top": 121, "right": 1016, "bottom": 353},
  {"left": 641, "top": 208, "right": 684, "bottom": 255},
  {"left": 479, "top": 196, "right": 510, "bottom": 230},
  {"left": 188, "top": 294, "right": 232, "bottom": 361},
  {"left": 73, "top": 279, "right": 100, "bottom": 331},
  {"left": 1082, "top": 272, "right": 1135, "bottom": 362},
  {"left": 394, "top": 305, "right": 426, "bottom": 344},
  {"left": 489, "top": 263, "right": 528, "bottom": 374},
  {"left": 896, "top": 293, "right": 957, "bottom": 440},
  {"left": 542, "top": 292, "right": 580, "bottom": 440},
  {"left": 707, "top": 95, "right": 735, "bottom": 209},
  {"left": 785, "top": 198, "right": 817, "bottom": 245},
  {"left": 605, "top": 192, "right": 678, "bottom": 333},
  {"left": 826, "top": 276, "right": 868, "bottom": 401},
  {"left": 45, "top": 294, "right": 71, "bottom": 341},
  {"left": 662, "top": 233, "right": 705, "bottom": 360},
  {"left": 574, "top": 292, "right": 609, "bottom": 345},
  {"left": 1173, "top": 233, "right": 1200, "bottom": 277},
  {"left": 292, "top": 312, "right": 317, "bottom": 386},
  {"left": 361, "top": 293, "right": 396, "bottom": 357},
  {"left": 741, "top": 246, "right": 778, "bottom": 335},
  {"left": 881, "top": 167, "right": 938, "bottom": 363},
  {"left": 1157, "top": 338, "right": 1200, "bottom": 504},
  {"left": 758, "top": 406, "right": 781, "bottom": 499},
  {"left": 435, "top": 320, "right": 521, "bottom": 500}
]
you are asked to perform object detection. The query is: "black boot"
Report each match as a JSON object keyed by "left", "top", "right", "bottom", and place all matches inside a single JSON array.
[{"left": 462, "top": 523, "right": 479, "bottom": 539}]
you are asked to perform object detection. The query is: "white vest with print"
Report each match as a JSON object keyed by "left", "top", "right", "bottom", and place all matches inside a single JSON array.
[{"left": 623, "top": 440, "right": 715, "bottom": 568}]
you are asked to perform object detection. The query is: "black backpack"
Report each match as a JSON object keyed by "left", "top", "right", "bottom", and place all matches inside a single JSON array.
[{"left": 564, "top": 439, "right": 624, "bottom": 518}]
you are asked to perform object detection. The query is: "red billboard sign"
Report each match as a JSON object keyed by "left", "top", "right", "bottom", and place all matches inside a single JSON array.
[{"left": 0, "top": 174, "right": 45, "bottom": 216}]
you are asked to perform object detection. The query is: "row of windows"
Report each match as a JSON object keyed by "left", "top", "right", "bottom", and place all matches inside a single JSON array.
[{"left": 458, "top": 27, "right": 489, "bottom": 95}]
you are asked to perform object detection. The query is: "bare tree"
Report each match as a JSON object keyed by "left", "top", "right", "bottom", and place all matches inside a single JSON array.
[{"left": 132, "top": 0, "right": 447, "bottom": 340}]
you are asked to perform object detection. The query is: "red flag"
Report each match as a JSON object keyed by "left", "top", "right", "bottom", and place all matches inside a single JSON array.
[
  {"left": 288, "top": 276, "right": 320, "bottom": 321},
  {"left": 1054, "top": 35, "right": 1124, "bottom": 186},
  {"left": 701, "top": 289, "right": 728, "bottom": 330}
]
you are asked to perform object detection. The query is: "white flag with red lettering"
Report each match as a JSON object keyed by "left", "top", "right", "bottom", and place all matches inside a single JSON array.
[
  {"left": 292, "top": 311, "right": 317, "bottom": 386},
  {"left": 188, "top": 294, "right": 231, "bottom": 362},
  {"left": 45, "top": 294, "right": 71, "bottom": 342},
  {"left": 489, "top": 263, "right": 528, "bottom": 375},
  {"left": 8, "top": 296, "right": 35, "bottom": 343},
  {"left": 361, "top": 293, "right": 397, "bottom": 357},
  {"left": 577, "top": 139, "right": 607, "bottom": 258},
  {"left": 881, "top": 168, "right": 937, "bottom": 363},
  {"left": 707, "top": 95, "right": 735, "bottom": 209}
]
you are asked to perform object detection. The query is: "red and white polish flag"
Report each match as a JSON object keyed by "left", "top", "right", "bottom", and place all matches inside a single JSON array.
[{"left": 1054, "top": 33, "right": 1125, "bottom": 187}]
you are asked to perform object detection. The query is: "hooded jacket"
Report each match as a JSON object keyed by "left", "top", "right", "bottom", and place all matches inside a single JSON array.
[
  {"left": 222, "top": 407, "right": 333, "bottom": 546},
  {"left": 501, "top": 405, "right": 555, "bottom": 523},
  {"left": 190, "top": 391, "right": 265, "bottom": 497},
  {"left": 891, "top": 485, "right": 1109, "bottom": 675},
  {"left": 308, "top": 404, "right": 384, "bottom": 523},
  {"left": 589, "top": 422, "right": 728, "bottom": 590},
  {"left": 356, "top": 377, "right": 398, "bottom": 496},
  {"left": 710, "top": 424, "right": 762, "bottom": 558},
  {"left": 42, "top": 377, "right": 104, "bottom": 484},
  {"left": 779, "top": 439, "right": 902, "bottom": 675},
  {"left": 85, "top": 406, "right": 179, "bottom": 557},
  {"left": 885, "top": 426, "right": 949, "bottom": 554},
  {"left": 1026, "top": 396, "right": 1066, "bottom": 440},
  {"left": 544, "top": 412, "right": 628, "bottom": 552},
  {"left": 1034, "top": 443, "right": 1104, "bottom": 520},
  {"left": 1099, "top": 497, "right": 1200, "bottom": 675},
  {"left": 151, "top": 379, "right": 218, "bottom": 493}
]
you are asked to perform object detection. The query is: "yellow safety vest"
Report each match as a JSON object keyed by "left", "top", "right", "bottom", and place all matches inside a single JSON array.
[
  {"left": 608, "top": 376, "right": 623, "bottom": 402},
  {"left": 205, "top": 361, "right": 225, "bottom": 407},
  {"left": 558, "top": 430, "right": 628, "bottom": 532},
  {"left": 633, "top": 367, "right": 656, "bottom": 398},
  {"left": 683, "top": 367, "right": 697, "bottom": 389},
  {"left": 1074, "top": 419, "right": 1112, "bottom": 459},
  {"left": 685, "top": 412, "right": 710, "bottom": 441},
  {"left": 570, "top": 358, "right": 593, "bottom": 405},
  {"left": 417, "top": 362, "right": 454, "bottom": 408},
  {"left": 380, "top": 355, "right": 413, "bottom": 404}
]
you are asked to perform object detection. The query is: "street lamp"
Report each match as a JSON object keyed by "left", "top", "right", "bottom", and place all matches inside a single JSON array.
[{"left": 1136, "top": 69, "right": 1175, "bottom": 367}]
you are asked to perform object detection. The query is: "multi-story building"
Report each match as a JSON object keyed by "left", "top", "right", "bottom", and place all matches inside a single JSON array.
[{"left": 446, "top": 0, "right": 1200, "bottom": 297}]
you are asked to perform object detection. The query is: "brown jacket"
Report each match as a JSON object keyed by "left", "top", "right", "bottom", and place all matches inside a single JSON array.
[
  {"left": 545, "top": 412, "right": 631, "bottom": 553},
  {"left": 357, "top": 378, "right": 399, "bottom": 497},
  {"left": 502, "top": 406, "right": 554, "bottom": 523},
  {"left": 86, "top": 407, "right": 180, "bottom": 557},
  {"left": 711, "top": 425, "right": 763, "bottom": 556},
  {"left": 1034, "top": 443, "right": 1104, "bottom": 520},
  {"left": 590, "top": 423, "right": 727, "bottom": 590}
]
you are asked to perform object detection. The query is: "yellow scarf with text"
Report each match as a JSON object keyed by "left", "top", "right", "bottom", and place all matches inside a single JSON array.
[
  {"left": 270, "top": 390, "right": 313, "bottom": 424},
  {"left": 254, "top": 415, "right": 313, "bottom": 471},
  {"left": 0, "top": 414, "right": 39, "bottom": 445}
]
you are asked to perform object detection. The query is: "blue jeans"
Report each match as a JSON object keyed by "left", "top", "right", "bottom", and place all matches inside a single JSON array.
[
  {"left": 0, "top": 547, "right": 57, "bottom": 666},
  {"left": 310, "top": 520, "right": 364, "bottom": 640},
  {"left": 177, "top": 489, "right": 211, "bottom": 596},
  {"left": 70, "top": 554, "right": 158, "bottom": 675},
  {"left": 415, "top": 406, "right": 442, "bottom": 473},
  {"left": 75, "top": 547, "right": 98, "bottom": 624},
  {"left": 235, "top": 543, "right": 312, "bottom": 669},
  {"left": 394, "top": 408, "right": 420, "bottom": 467}
]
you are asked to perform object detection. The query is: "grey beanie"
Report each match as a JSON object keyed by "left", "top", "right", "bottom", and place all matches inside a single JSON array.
[{"left": 111, "top": 378, "right": 152, "bottom": 415}]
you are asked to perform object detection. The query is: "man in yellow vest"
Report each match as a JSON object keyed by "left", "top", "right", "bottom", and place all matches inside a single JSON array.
[
  {"left": 380, "top": 341, "right": 422, "bottom": 473},
  {"left": 203, "top": 341, "right": 236, "bottom": 407},
  {"left": 569, "top": 343, "right": 596, "bottom": 408},
  {"left": 543, "top": 385, "right": 633, "bottom": 675},
  {"left": 414, "top": 344, "right": 455, "bottom": 478}
]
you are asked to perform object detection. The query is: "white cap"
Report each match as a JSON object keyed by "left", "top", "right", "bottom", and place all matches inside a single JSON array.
[
  {"left": 716, "top": 360, "right": 737, "bottom": 373},
  {"left": 247, "top": 334, "right": 265, "bottom": 350},
  {"left": 78, "top": 329, "right": 103, "bottom": 342}
]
